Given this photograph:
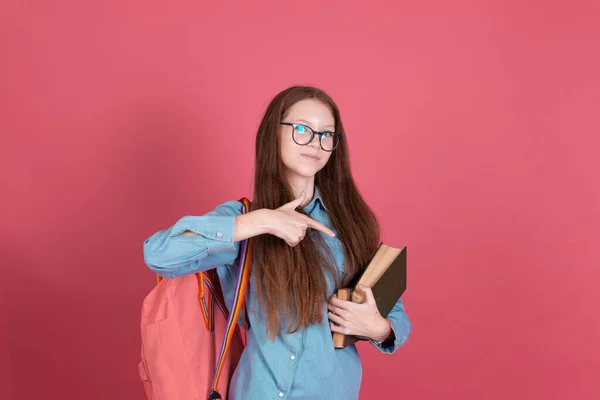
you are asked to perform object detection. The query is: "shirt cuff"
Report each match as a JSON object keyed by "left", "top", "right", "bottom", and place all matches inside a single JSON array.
[
  {"left": 205, "top": 215, "right": 237, "bottom": 254},
  {"left": 171, "top": 215, "right": 237, "bottom": 255}
]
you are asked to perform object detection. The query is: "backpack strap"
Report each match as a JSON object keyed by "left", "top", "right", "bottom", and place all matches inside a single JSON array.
[
  {"left": 200, "top": 270, "right": 230, "bottom": 329},
  {"left": 209, "top": 197, "right": 253, "bottom": 400},
  {"left": 156, "top": 198, "right": 253, "bottom": 400},
  {"left": 156, "top": 262, "right": 226, "bottom": 332}
]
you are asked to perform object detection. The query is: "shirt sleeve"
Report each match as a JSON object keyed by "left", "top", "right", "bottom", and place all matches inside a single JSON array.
[
  {"left": 370, "top": 297, "right": 412, "bottom": 354},
  {"left": 142, "top": 200, "right": 243, "bottom": 278}
]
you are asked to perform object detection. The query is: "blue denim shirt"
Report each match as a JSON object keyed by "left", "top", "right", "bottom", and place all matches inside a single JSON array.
[{"left": 143, "top": 188, "right": 411, "bottom": 400}]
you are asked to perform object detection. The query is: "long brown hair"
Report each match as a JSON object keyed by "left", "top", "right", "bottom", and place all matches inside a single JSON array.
[{"left": 252, "top": 86, "right": 380, "bottom": 340}]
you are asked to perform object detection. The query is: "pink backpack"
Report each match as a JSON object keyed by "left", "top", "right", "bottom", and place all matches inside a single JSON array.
[{"left": 139, "top": 198, "right": 253, "bottom": 400}]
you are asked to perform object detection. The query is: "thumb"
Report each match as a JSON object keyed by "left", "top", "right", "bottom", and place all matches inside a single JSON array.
[
  {"left": 358, "top": 285, "right": 376, "bottom": 305},
  {"left": 280, "top": 191, "right": 305, "bottom": 210}
]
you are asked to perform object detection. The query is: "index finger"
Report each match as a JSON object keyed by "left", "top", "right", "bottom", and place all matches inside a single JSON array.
[
  {"left": 302, "top": 215, "right": 336, "bottom": 237},
  {"left": 329, "top": 295, "right": 353, "bottom": 309}
]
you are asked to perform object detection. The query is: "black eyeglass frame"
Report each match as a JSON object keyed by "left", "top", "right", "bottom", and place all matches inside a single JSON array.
[{"left": 280, "top": 122, "right": 343, "bottom": 152}]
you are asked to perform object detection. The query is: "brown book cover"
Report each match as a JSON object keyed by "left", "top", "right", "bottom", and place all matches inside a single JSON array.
[{"left": 332, "top": 243, "right": 407, "bottom": 349}]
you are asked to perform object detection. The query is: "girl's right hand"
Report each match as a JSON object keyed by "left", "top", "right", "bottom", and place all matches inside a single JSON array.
[{"left": 266, "top": 191, "right": 336, "bottom": 247}]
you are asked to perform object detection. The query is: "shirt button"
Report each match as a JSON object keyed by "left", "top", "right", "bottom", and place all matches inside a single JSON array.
[
  {"left": 278, "top": 392, "right": 284, "bottom": 398},
  {"left": 216, "top": 232, "right": 223, "bottom": 238},
  {"left": 290, "top": 355, "right": 296, "bottom": 360}
]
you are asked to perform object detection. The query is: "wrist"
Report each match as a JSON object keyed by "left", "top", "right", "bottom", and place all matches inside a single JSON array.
[
  {"left": 254, "top": 208, "right": 275, "bottom": 235},
  {"left": 370, "top": 318, "right": 392, "bottom": 343},
  {"left": 233, "top": 209, "right": 272, "bottom": 241},
  {"left": 249, "top": 208, "right": 277, "bottom": 236}
]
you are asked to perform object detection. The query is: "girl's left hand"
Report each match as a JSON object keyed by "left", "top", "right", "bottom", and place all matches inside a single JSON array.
[{"left": 328, "top": 285, "right": 391, "bottom": 341}]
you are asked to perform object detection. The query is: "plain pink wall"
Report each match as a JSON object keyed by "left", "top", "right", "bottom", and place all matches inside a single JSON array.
[{"left": 1, "top": 1, "right": 599, "bottom": 399}]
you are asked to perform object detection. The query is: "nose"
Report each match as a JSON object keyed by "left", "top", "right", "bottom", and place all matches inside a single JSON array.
[{"left": 308, "top": 135, "right": 321, "bottom": 150}]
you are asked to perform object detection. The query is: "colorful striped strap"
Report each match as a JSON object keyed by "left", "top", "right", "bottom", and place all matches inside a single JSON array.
[
  {"left": 209, "top": 197, "right": 253, "bottom": 400},
  {"left": 200, "top": 270, "right": 229, "bottom": 330},
  {"left": 156, "top": 263, "right": 228, "bottom": 333}
]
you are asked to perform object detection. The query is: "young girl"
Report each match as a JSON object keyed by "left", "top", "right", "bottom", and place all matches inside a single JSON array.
[{"left": 143, "top": 86, "right": 411, "bottom": 399}]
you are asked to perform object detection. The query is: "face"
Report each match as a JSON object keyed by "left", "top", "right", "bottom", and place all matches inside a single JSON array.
[{"left": 279, "top": 99, "right": 335, "bottom": 180}]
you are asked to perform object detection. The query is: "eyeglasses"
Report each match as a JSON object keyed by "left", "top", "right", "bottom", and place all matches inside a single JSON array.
[{"left": 280, "top": 122, "right": 343, "bottom": 152}]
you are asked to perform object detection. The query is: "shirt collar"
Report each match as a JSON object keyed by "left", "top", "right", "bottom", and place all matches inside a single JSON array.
[{"left": 303, "top": 186, "right": 328, "bottom": 214}]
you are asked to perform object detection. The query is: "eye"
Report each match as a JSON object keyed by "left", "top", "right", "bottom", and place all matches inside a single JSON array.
[{"left": 296, "top": 124, "right": 308, "bottom": 134}]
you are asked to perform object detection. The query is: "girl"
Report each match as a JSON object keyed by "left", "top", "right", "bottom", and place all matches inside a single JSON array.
[{"left": 143, "top": 86, "right": 411, "bottom": 399}]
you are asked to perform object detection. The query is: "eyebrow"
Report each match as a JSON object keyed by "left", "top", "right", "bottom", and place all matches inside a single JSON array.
[{"left": 293, "top": 119, "right": 335, "bottom": 131}]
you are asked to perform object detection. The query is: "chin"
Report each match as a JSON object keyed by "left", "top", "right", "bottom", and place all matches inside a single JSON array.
[{"left": 287, "top": 164, "right": 324, "bottom": 179}]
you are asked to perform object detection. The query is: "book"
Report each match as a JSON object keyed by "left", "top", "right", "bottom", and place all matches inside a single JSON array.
[{"left": 332, "top": 243, "right": 407, "bottom": 349}]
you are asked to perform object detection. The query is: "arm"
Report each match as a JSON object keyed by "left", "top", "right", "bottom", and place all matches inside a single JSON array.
[
  {"left": 328, "top": 286, "right": 411, "bottom": 353},
  {"left": 370, "top": 297, "right": 412, "bottom": 354},
  {"left": 143, "top": 201, "right": 269, "bottom": 278},
  {"left": 143, "top": 193, "right": 335, "bottom": 278}
]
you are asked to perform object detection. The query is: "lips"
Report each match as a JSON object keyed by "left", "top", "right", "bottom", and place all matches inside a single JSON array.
[{"left": 301, "top": 154, "right": 320, "bottom": 161}]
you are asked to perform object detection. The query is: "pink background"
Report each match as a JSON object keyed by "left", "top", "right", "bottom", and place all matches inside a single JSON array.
[{"left": 1, "top": 1, "right": 599, "bottom": 399}]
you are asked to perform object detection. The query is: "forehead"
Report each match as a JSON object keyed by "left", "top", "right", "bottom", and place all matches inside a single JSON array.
[{"left": 284, "top": 99, "right": 335, "bottom": 128}]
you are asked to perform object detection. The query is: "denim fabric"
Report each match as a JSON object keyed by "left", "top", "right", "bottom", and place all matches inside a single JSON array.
[{"left": 143, "top": 188, "right": 411, "bottom": 400}]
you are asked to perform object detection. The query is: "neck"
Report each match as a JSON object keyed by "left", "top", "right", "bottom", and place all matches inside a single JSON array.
[{"left": 287, "top": 175, "right": 315, "bottom": 207}]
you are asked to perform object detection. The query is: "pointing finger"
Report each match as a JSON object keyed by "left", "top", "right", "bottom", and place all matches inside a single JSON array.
[{"left": 303, "top": 216, "right": 336, "bottom": 237}]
